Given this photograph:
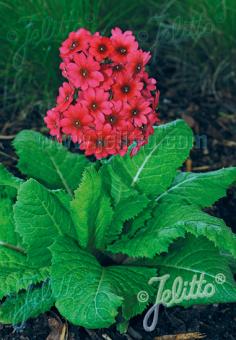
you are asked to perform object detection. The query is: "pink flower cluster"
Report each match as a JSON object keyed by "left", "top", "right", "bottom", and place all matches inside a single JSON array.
[{"left": 44, "top": 27, "right": 159, "bottom": 159}]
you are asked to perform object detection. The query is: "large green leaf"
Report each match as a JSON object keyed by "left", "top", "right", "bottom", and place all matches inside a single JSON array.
[
  {"left": 0, "top": 245, "right": 50, "bottom": 299},
  {"left": 0, "top": 198, "right": 19, "bottom": 246},
  {"left": 110, "top": 120, "right": 193, "bottom": 197},
  {"left": 71, "top": 166, "right": 114, "bottom": 250},
  {"left": 156, "top": 168, "right": 236, "bottom": 207},
  {"left": 108, "top": 203, "right": 236, "bottom": 259},
  {"left": 13, "top": 130, "right": 89, "bottom": 196},
  {"left": 100, "top": 164, "right": 150, "bottom": 243},
  {"left": 109, "top": 193, "right": 150, "bottom": 244},
  {"left": 145, "top": 236, "right": 236, "bottom": 307},
  {"left": 50, "top": 236, "right": 156, "bottom": 329},
  {"left": 0, "top": 164, "right": 22, "bottom": 189},
  {"left": 0, "top": 164, "right": 22, "bottom": 199},
  {"left": 0, "top": 193, "right": 49, "bottom": 299},
  {"left": 14, "top": 179, "right": 76, "bottom": 266},
  {"left": 117, "top": 202, "right": 155, "bottom": 242},
  {"left": 0, "top": 280, "right": 54, "bottom": 325},
  {"left": 52, "top": 189, "right": 72, "bottom": 212},
  {"left": 100, "top": 164, "right": 139, "bottom": 205}
]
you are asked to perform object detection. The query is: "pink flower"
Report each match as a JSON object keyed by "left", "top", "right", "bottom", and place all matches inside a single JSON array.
[
  {"left": 80, "top": 125, "right": 116, "bottom": 159},
  {"left": 117, "top": 127, "right": 143, "bottom": 156},
  {"left": 112, "top": 74, "right": 143, "bottom": 101},
  {"left": 103, "top": 100, "right": 127, "bottom": 130},
  {"left": 111, "top": 63, "right": 127, "bottom": 80},
  {"left": 151, "top": 90, "right": 160, "bottom": 111},
  {"left": 56, "top": 82, "right": 74, "bottom": 111},
  {"left": 89, "top": 36, "right": 114, "bottom": 61},
  {"left": 60, "top": 103, "right": 93, "bottom": 143},
  {"left": 60, "top": 29, "right": 91, "bottom": 58},
  {"left": 124, "top": 98, "right": 152, "bottom": 127},
  {"left": 44, "top": 109, "right": 62, "bottom": 141},
  {"left": 111, "top": 27, "right": 138, "bottom": 63},
  {"left": 81, "top": 88, "right": 111, "bottom": 122},
  {"left": 67, "top": 53, "right": 104, "bottom": 90},
  {"left": 147, "top": 111, "right": 160, "bottom": 127},
  {"left": 140, "top": 72, "right": 157, "bottom": 97},
  {"left": 127, "top": 50, "right": 151, "bottom": 76},
  {"left": 130, "top": 140, "right": 148, "bottom": 157},
  {"left": 59, "top": 58, "right": 70, "bottom": 78},
  {"left": 100, "top": 64, "right": 114, "bottom": 90},
  {"left": 140, "top": 122, "right": 155, "bottom": 139}
]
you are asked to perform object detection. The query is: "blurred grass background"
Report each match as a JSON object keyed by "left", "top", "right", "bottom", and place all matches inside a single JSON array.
[{"left": 0, "top": 0, "right": 235, "bottom": 133}]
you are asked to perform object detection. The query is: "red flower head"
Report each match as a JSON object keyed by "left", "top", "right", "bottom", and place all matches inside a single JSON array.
[
  {"left": 60, "top": 28, "right": 91, "bottom": 58},
  {"left": 56, "top": 82, "right": 74, "bottom": 111},
  {"left": 67, "top": 53, "right": 104, "bottom": 90},
  {"left": 124, "top": 97, "right": 152, "bottom": 127},
  {"left": 45, "top": 27, "right": 160, "bottom": 159},
  {"left": 111, "top": 27, "right": 138, "bottom": 63},
  {"left": 112, "top": 74, "right": 143, "bottom": 101},
  {"left": 44, "top": 109, "right": 62, "bottom": 141},
  {"left": 90, "top": 35, "right": 114, "bottom": 61},
  {"left": 60, "top": 103, "right": 93, "bottom": 143}
]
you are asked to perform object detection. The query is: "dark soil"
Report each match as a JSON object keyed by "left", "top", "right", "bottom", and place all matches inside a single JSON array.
[
  {"left": 0, "top": 69, "right": 236, "bottom": 339},
  {"left": 0, "top": 303, "right": 235, "bottom": 340}
]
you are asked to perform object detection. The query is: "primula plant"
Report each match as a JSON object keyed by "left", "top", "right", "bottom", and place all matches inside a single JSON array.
[{"left": 0, "top": 27, "right": 236, "bottom": 332}]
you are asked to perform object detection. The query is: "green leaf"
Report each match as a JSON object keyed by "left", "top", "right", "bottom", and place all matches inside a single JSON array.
[
  {"left": 227, "top": 255, "right": 236, "bottom": 274},
  {"left": 0, "top": 164, "right": 22, "bottom": 189},
  {"left": 177, "top": 208, "right": 236, "bottom": 260},
  {"left": 100, "top": 164, "right": 138, "bottom": 205},
  {"left": 50, "top": 236, "right": 156, "bottom": 329},
  {"left": 108, "top": 266, "right": 156, "bottom": 322},
  {"left": 109, "top": 193, "right": 150, "bottom": 244},
  {"left": 122, "top": 203, "right": 154, "bottom": 239},
  {"left": 0, "top": 245, "right": 50, "bottom": 299},
  {"left": 110, "top": 120, "right": 193, "bottom": 197},
  {"left": 0, "top": 280, "right": 54, "bottom": 325},
  {"left": 100, "top": 164, "right": 150, "bottom": 243},
  {"left": 0, "top": 194, "right": 49, "bottom": 299},
  {"left": 147, "top": 236, "right": 236, "bottom": 307},
  {"left": 116, "top": 320, "right": 129, "bottom": 334},
  {"left": 52, "top": 189, "right": 72, "bottom": 212},
  {"left": 0, "top": 164, "right": 22, "bottom": 199},
  {"left": 0, "top": 198, "right": 19, "bottom": 245},
  {"left": 14, "top": 179, "right": 76, "bottom": 266},
  {"left": 13, "top": 130, "right": 90, "bottom": 196},
  {"left": 156, "top": 168, "right": 236, "bottom": 207},
  {"left": 108, "top": 203, "right": 236, "bottom": 259},
  {"left": 71, "top": 166, "right": 113, "bottom": 250}
]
